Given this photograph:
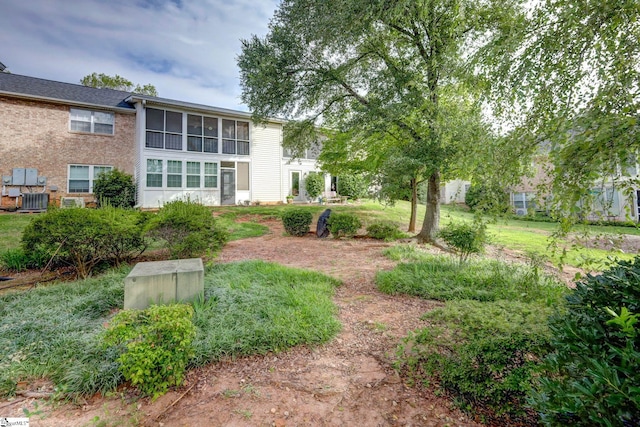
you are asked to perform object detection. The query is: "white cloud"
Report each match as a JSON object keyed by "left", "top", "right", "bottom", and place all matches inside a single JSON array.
[{"left": 0, "top": 0, "right": 279, "bottom": 110}]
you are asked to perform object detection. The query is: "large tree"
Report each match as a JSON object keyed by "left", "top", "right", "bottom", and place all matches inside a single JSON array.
[
  {"left": 478, "top": 0, "right": 640, "bottom": 218},
  {"left": 239, "top": 0, "right": 522, "bottom": 242},
  {"left": 80, "top": 72, "right": 158, "bottom": 96}
]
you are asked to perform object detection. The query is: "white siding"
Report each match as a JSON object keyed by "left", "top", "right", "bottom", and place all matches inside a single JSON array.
[{"left": 252, "top": 123, "right": 283, "bottom": 203}]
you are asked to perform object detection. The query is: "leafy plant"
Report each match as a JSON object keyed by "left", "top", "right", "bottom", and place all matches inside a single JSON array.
[
  {"left": 337, "top": 174, "right": 369, "bottom": 200},
  {"left": 438, "top": 221, "right": 488, "bottom": 264},
  {"left": 366, "top": 220, "right": 405, "bottom": 241},
  {"left": 529, "top": 257, "right": 640, "bottom": 426},
  {"left": 101, "top": 304, "right": 196, "bottom": 400},
  {"left": 147, "top": 199, "right": 228, "bottom": 258},
  {"left": 0, "top": 247, "right": 48, "bottom": 271},
  {"left": 93, "top": 169, "right": 136, "bottom": 209},
  {"left": 465, "top": 184, "right": 509, "bottom": 213},
  {"left": 305, "top": 172, "right": 324, "bottom": 200},
  {"left": 327, "top": 212, "right": 362, "bottom": 238},
  {"left": 281, "top": 209, "right": 313, "bottom": 236}
]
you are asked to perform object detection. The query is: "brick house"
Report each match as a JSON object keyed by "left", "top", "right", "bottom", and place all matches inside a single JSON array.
[{"left": 1, "top": 73, "right": 329, "bottom": 209}]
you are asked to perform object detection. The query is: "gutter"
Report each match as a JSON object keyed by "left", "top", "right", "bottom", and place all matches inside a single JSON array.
[{"left": 0, "top": 91, "right": 136, "bottom": 113}]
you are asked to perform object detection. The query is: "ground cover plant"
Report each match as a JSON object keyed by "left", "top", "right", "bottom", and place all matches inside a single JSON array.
[
  {"left": 380, "top": 248, "right": 569, "bottom": 423},
  {"left": 0, "top": 261, "right": 340, "bottom": 399}
]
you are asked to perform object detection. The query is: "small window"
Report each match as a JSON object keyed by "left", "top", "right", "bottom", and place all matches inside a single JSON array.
[
  {"left": 70, "top": 108, "right": 114, "bottom": 135},
  {"left": 204, "top": 162, "right": 218, "bottom": 188},
  {"left": 167, "top": 160, "right": 182, "bottom": 187},
  {"left": 186, "top": 161, "right": 201, "bottom": 188},
  {"left": 68, "top": 164, "right": 113, "bottom": 193},
  {"left": 146, "top": 159, "right": 163, "bottom": 187},
  {"left": 237, "top": 162, "right": 249, "bottom": 191}
]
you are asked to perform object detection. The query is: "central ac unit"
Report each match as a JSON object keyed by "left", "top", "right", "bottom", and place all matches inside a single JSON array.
[
  {"left": 515, "top": 208, "right": 527, "bottom": 216},
  {"left": 60, "top": 197, "right": 85, "bottom": 208},
  {"left": 21, "top": 193, "right": 49, "bottom": 211}
]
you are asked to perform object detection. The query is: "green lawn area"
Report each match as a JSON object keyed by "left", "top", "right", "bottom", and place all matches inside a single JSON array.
[{"left": 0, "top": 214, "right": 33, "bottom": 252}]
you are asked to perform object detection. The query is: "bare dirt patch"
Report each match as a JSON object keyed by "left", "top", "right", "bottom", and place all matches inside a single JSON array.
[{"left": 2, "top": 219, "right": 570, "bottom": 427}]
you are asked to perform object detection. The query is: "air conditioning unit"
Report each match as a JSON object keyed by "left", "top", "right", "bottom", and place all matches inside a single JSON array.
[
  {"left": 60, "top": 197, "right": 85, "bottom": 208},
  {"left": 515, "top": 208, "right": 527, "bottom": 216},
  {"left": 21, "top": 193, "right": 49, "bottom": 211}
]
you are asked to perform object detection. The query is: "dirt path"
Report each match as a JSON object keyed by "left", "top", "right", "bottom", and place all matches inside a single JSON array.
[{"left": 4, "top": 220, "right": 510, "bottom": 426}]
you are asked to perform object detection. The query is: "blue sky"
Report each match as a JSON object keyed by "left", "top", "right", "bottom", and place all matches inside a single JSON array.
[{"left": 0, "top": 0, "right": 280, "bottom": 110}]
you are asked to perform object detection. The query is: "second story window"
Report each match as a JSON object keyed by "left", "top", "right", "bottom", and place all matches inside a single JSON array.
[
  {"left": 187, "top": 114, "right": 219, "bottom": 153},
  {"left": 222, "top": 119, "right": 250, "bottom": 155},
  {"left": 70, "top": 108, "right": 114, "bottom": 135},
  {"left": 146, "top": 108, "right": 183, "bottom": 150}
]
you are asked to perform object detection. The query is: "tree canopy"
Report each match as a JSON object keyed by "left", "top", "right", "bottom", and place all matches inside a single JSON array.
[
  {"left": 80, "top": 72, "right": 158, "bottom": 96},
  {"left": 239, "top": 0, "right": 522, "bottom": 242}
]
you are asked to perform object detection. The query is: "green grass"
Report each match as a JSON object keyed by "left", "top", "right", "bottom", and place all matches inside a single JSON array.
[
  {"left": 377, "top": 253, "right": 567, "bottom": 304},
  {"left": 0, "top": 261, "right": 340, "bottom": 397},
  {"left": 0, "top": 214, "right": 32, "bottom": 252}
]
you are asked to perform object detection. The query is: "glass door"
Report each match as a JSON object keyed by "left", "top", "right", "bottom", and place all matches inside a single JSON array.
[{"left": 221, "top": 169, "right": 235, "bottom": 205}]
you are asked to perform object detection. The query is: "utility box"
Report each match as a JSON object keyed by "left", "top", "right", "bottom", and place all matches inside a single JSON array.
[
  {"left": 25, "top": 168, "right": 38, "bottom": 185},
  {"left": 124, "top": 258, "right": 204, "bottom": 310},
  {"left": 12, "top": 168, "right": 25, "bottom": 185}
]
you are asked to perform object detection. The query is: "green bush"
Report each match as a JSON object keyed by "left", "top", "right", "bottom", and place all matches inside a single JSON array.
[
  {"left": 465, "top": 184, "right": 510, "bottom": 213},
  {"left": 21, "top": 208, "right": 149, "bottom": 278},
  {"left": 147, "top": 199, "right": 228, "bottom": 258},
  {"left": 366, "top": 220, "right": 405, "bottom": 241},
  {"left": 281, "top": 209, "right": 313, "bottom": 236},
  {"left": 327, "top": 213, "right": 362, "bottom": 238},
  {"left": 397, "top": 300, "right": 554, "bottom": 424},
  {"left": 529, "top": 257, "right": 640, "bottom": 426},
  {"left": 0, "top": 247, "right": 48, "bottom": 271},
  {"left": 93, "top": 168, "right": 136, "bottom": 208},
  {"left": 101, "top": 304, "right": 196, "bottom": 400},
  {"left": 305, "top": 172, "right": 325, "bottom": 200},
  {"left": 438, "top": 221, "right": 487, "bottom": 264},
  {"left": 337, "top": 174, "right": 369, "bottom": 200}
]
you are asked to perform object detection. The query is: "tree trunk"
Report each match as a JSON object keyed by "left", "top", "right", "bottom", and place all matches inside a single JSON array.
[
  {"left": 417, "top": 171, "right": 440, "bottom": 243},
  {"left": 408, "top": 178, "right": 418, "bottom": 232}
]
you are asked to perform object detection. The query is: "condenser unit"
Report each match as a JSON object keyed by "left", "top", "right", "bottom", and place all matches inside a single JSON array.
[
  {"left": 21, "top": 193, "right": 49, "bottom": 211},
  {"left": 515, "top": 208, "right": 527, "bottom": 216}
]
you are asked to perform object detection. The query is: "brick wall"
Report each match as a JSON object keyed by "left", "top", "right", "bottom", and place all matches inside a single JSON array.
[{"left": 0, "top": 96, "right": 136, "bottom": 207}]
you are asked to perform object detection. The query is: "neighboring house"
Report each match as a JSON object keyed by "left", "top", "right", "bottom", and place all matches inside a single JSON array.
[
  {"left": 0, "top": 73, "right": 310, "bottom": 209},
  {"left": 439, "top": 179, "right": 470, "bottom": 205},
  {"left": 282, "top": 140, "right": 332, "bottom": 202}
]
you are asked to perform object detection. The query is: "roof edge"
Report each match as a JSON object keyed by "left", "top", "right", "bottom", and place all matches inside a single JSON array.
[{"left": 0, "top": 91, "right": 136, "bottom": 113}]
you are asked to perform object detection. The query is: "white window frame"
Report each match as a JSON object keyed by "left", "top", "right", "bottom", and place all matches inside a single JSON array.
[
  {"left": 69, "top": 108, "right": 115, "bottom": 135},
  {"left": 144, "top": 159, "right": 219, "bottom": 189},
  {"left": 67, "top": 164, "right": 113, "bottom": 193}
]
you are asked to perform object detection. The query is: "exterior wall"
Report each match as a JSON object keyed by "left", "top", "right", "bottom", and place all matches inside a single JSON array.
[
  {"left": 0, "top": 96, "right": 135, "bottom": 208},
  {"left": 252, "top": 122, "right": 283, "bottom": 203},
  {"left": 440, "top": 179, "right": 470, "bottom": 204},
  {"left": 281, "top": 156, "right": 324, "bottom": 203}
]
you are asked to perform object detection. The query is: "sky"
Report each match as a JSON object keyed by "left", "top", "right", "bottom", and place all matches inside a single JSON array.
[{"left": 0, "top": 0, "right": 280, "bottom": 111}]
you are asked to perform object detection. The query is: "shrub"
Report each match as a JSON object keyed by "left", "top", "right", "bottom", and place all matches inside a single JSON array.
[
  {"left": 366, "top": 221, "right": 405, "bottom": 241},
  {"left": 327, "top": 213, "right": 362, "bottom": 238},
  {"left": 305, "top": 172, "right": 324, "bottom": 200},
  {"left": 21, "top": 208, "right": 149, "bottom": 278},
  {"left": 101, "top": 304, "right": 196, "bottom": 400},
  {"left": 281, "top": 209, "right": 313, "bottom": 236},
  {"left": 465, "top": 184, "right": 510, "bottom": 213},
  {"left": 147, "top": 199, "right": 228, "bottom": 258},
  {"left": 529, "top": 257, "right": 640, "bottom": 426},
  {"left": 337, "top": 174, "right": 369, "bottom": 200},
  {"left": 93, "top": 168, "right": 136, "bottom": 208},
  {"left": 0, "top": 247, "right": 47, "bottom": 271},
  {"left": 438, "top": 221, "right": 488, "bottom": 264}
]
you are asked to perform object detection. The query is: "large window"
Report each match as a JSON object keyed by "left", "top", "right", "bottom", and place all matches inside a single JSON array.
[
  {"left": 68, "top": 164, "right": 113, "bottom": 193},
  {"left": 146, "top": 108, "right": 183, "bottom": 150},
  {"left": 145, "top": 159, "right": 218, "bottom": 189},
  {"left": 70, "top": 108, "right": 114, "bottom": 135},
  {"left": 187, "top": 114, "right": 218, "bottom": 153},
  {"left": 222, "top": 119, "right": 250, "bottom": 155}
]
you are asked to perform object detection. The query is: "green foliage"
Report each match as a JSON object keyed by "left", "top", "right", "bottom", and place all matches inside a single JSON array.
[
  {"left": 327, "top": 212, "right": 362, "bottom": 238},
  {"left": 465, "top": 184, "right": 509, "bottom": 213},
  {"left": 281, "top": 209, "right": 313, "bottom": 236},
  {"left": 304, "top": 172, "right": 325, "bottom": 199},
  {"left": 93, "top": 169, "right": 136, "bottom": 208},
  {"left": 529, "top": 257, "right": 640, "bottom": 426},
  {"left": 337, "top": 174, "right": 368, "bottom": 200},
  {"left": 190, "top": 261, "right": 341, "bottom": 364},
  {"left": 377, "top": 254, "right": 567, "bottom": 304},
  {"left": 147, "top": 199, "right": 228, "bottom": 258},
  {"left": 366, "top": 220, "right": 405, "bottom": 241},
  {"left": 80, "top": 72, "right": 158, "bottom": 96},
  {"left": 101, "top": 304, "right": 196, "bottom": 400},
  {"left": 438, "top": 221, "right": 488, "bottom": 264},
  {"left": 21, "top": 208, "right": 149, "bottom": 278},
  {"left": 397, "top": 300, "right": 555, "bottom": 424},
  {"left": 0, "top": 247, "right": 47, "bottom": 271}
]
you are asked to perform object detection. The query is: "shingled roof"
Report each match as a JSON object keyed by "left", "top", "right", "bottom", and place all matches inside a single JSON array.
[{"left": 0, "top": 73, "right": 134, "bottom": 110}]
